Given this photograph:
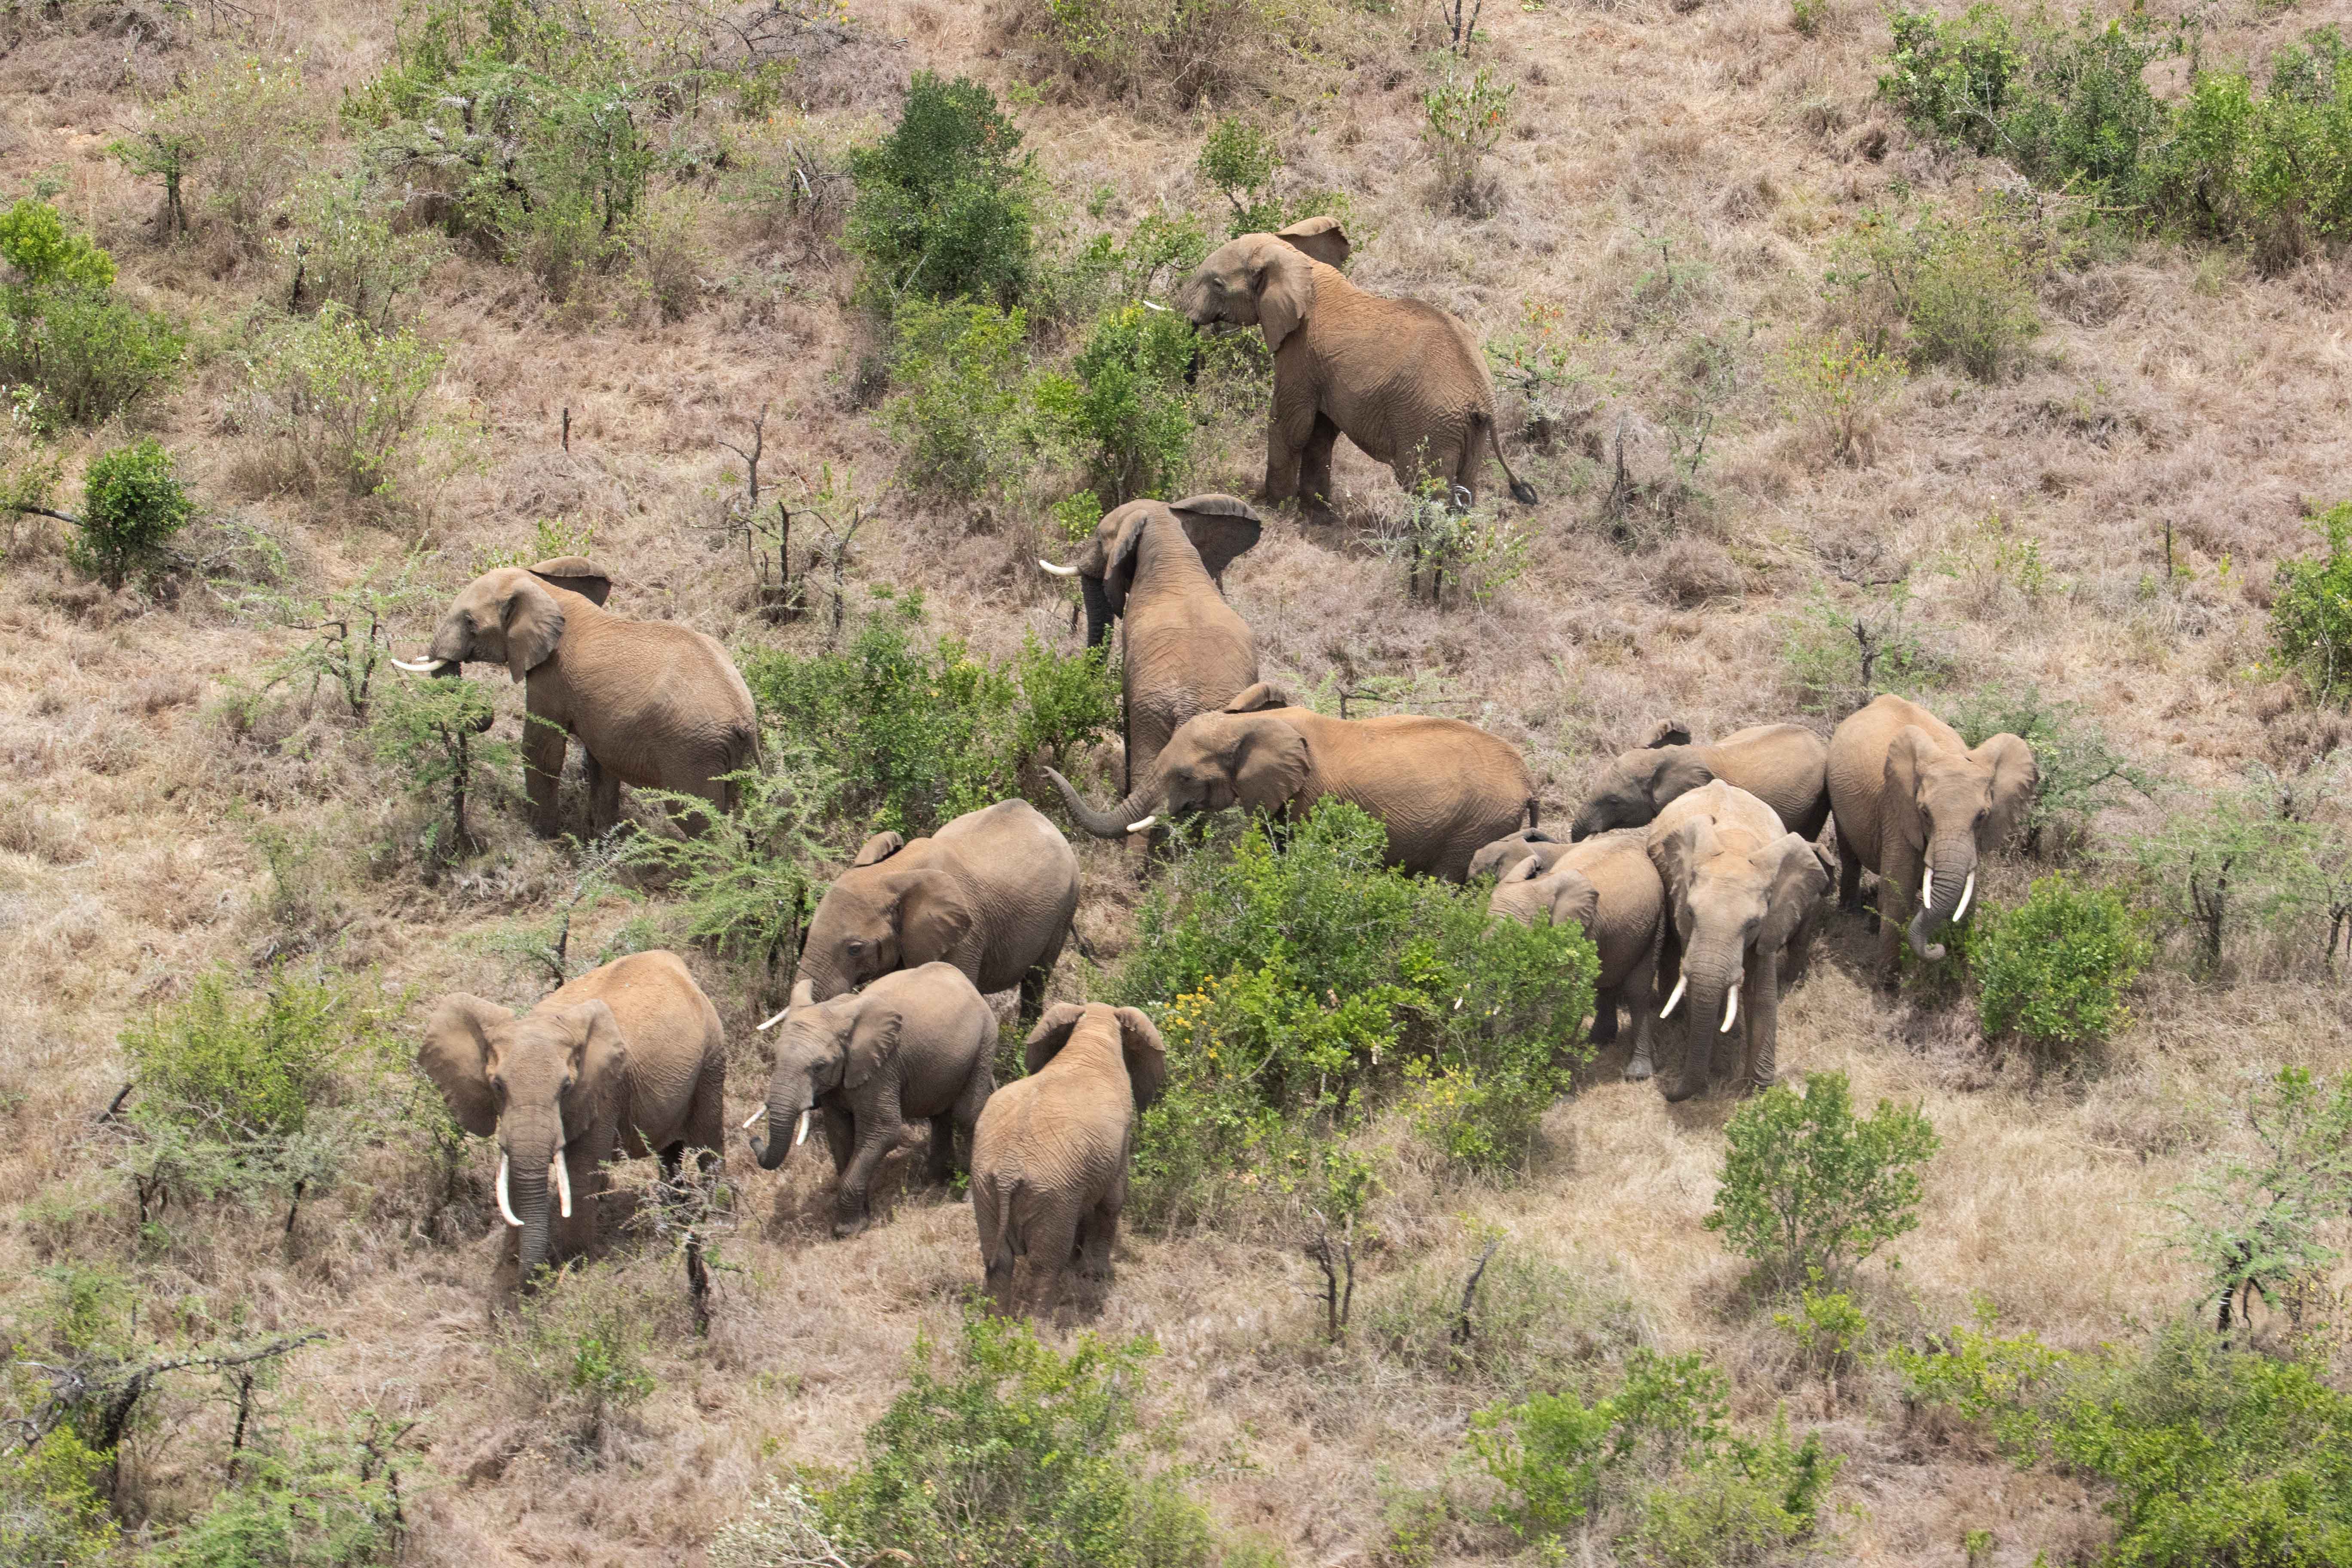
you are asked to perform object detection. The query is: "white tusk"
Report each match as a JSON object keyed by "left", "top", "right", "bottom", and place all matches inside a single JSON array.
[
  {"left": 390, "top": 656, "right": 448, "bottom": 674},
  {"left": 1923, "top": 869, "right": 1934, "bottom": 907},
  {"left": 496, "top": 1155, "right": 521, "bottom": 1227},
  {"left": 1660, "top": 975, "right": 1685, "bottom": 1017},
  {"left": 1142, "top": 300, "right": 1169, "bottom": 312},
  {"left": 1126, "top": 816, "right": 1158, "bottom": 833},
  {"left": 1037, "top": 559, "right": 1080, "bottom": 577},
  {"left": 756, "top": 1005, "right": 790, "bottom": 1031},
  {"left": 742, "top": 1106, "right": 766, "bottom": 1129},
  {"left": 553, "top": 1150, "right": 572, "bottom": 1219},
  {"left": 795, "top": 1109, "right": 812, "bottom": 1147},
  {"left": 1720, "top": 980, "right": 1740, "bottom": 1035},
  {"left": 1954, "top": 872, "right": 1976, "bottom": 923}
]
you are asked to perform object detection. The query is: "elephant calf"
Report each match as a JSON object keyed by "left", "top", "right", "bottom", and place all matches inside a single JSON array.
[
  {"left": 1488, "top": 829, "right": 1665, "bottom": 1077},
  {"left": 418, "top": 950, "right": 726, "bottom": 1288},
  {"left": 1571, "top": 719, "right": 1831, "bottom": 843},
  {"left": 1470, "top": 828, "right": 1570, "bottom": 882},
  {"left": 749, "top": 963, "right": 995, "bottom": 1238},
  {"left": 972, "top": 1002, "right": 1166, "bottom": 1317}
]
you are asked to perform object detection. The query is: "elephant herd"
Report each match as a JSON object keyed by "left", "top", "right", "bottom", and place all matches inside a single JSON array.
[{"left": 389, "top": 220, "right": 2040, "bottom": 1314}]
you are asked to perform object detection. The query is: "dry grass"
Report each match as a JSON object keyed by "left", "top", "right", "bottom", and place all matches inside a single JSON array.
[{"left": 5, "top": 0, "right": 2352, "bottom": 1561}]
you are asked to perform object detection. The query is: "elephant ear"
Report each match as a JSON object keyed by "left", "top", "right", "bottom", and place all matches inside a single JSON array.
[
  {"left": 1231, "top": 715, "right": 1311, "bottom": 814},
  {"left": 1498, "top": 855, "right": 1545, "bottom": 886},
  {"left": 1114, "top": 1006, "right": 1167, "bottom": 1113},
  {"left": 499, "top": 573, "right": 566, "bottom": 682},
  {"left": 1758, "top": 834, "right": 1833, "bottom": 954},
  {"left": 889, "top": 870, "right": 974, "bottom": 968},
  {"left": 1548, "top": 870, "right": 1602, "bottom": 934},
  {"left": 851, "top": 830, "right": 906, "bottom": 868},
  {"left": 1975, "top": 732, "right": 2040, "bottom": 851},
  {"left": 1222, "top": 683, "right": 1291, "bottom": 714},
  {"left": 842, "top": 1002, "right": 903, "bottom": 1091},
  {"left": 418, "top": 993, "right": 509, "bottom": 1138},
  {"left": 528, "top": 556, "right": 612, "bottom": 607},
  {"left": 1251, "top": 236, "right": 1315, "bottom": 352},
  {"left": 1649, "top": 817, "right": 1720, "bottom": 910},
  {"left": 1170, "top": 493, "right": 1262, "bottom": 585},
  {"left": 1645, "top": 749, "right": 1716, "bottom": 812},
  {"left": 1022, "top": 1002, "right": 1090, "bottom": 1076},
  {"left": 1274, "top": 215, "right": 1351, "bottom": 270},
  {"left": 1100, "top": 506, "right": 1152, "bottom": 620},
  {"left": 1884, "top": 726, "right": 1941, "bottom": 856},
  {"left": 550, "top": 998, "right": 631, "bottom": 1152},
  {"left": 1642, "top": 718, "right": 1694, "bottom": 749}
]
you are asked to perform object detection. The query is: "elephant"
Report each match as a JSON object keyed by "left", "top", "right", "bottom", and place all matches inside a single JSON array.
[
  {"left": 1469, "top": 828, "right": 1570, "bottom": 882},
  {"left": 1571, "top": 719, "right": 1831, "bottom": 843},
  {"left": 417, "top": 950, "right": 726, "bottom": 1286},
  {"left": 1036, "top": 493, "right": 1263, "bottom": 793},
  {"left": 1825, "top": 695, "right": 2038, "bottom": 988},
  {"left": 1045, "top": 697, "right": 1539, "bottom": 882},
  {"left": 1488, "top": 828, "right": 1665, "bottom": 1074},
  {"left": 1645, "top": 782, "right": 1834, "bottom": 1102},
  {"left": 1179, "top": 217, "right": 1539, "bottom": 514},
  {"left": 747, "top": 962, "right": 995, "bottom": 1237},
  {"left": 971, "top": 1001, "right": 1166, "bottom": 1317},
  {"left": 393, "top": 556, "right": 757, "bottom": 837},
  {"left": 795, "top": 799, "right": 1080, "bottom": 1024}
]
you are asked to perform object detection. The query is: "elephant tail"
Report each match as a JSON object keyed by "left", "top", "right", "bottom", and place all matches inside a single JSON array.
[
  {"left": 1479, "top": 410, "right": 1539, "bottom": 507},
  {"left": 1524, "top": 796, "right": 1540, "bottom": 831},
  {"left": 983, "top": 1175, "right": 1023, "bottom": 1272}
]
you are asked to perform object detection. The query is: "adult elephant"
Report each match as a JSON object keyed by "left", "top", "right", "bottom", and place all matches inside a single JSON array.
[
  {"left": 1469, "top": 828, "right": 1570, "bottom": 882},
  {"left": 1488, "top": 828, "right": 1664, "bottom": 1075},
  {"left": 1045, "top": 698, "right": 1538, "bottom": 882},
  {"left": 417, "top": 950, "right": 725, "bottom": 1287},
  {"left": 1646, "top": 782, "right": 1834, "bottom": 1102},
  {"left": 1180, "top": 217, "right": 1538, "bottom": 512},
  {"left": 1571, "top": 719, "right": 1831, "bottom": 842},
  {"left": 794, "top": 799, "right": 1079, "bottom": 1024},
  {"left": 748, "top": 964, "right": 996, "bottom": 1237},
  {"left": 1827, "top": 695, "right": 2037, "bottom": 988},
  {"left": 1036, "top": 494, "right": 1263, "bottom": 792},
  {"left": 392, "top": 557, "right": 756, "bottom": 836},
  {"left": 972, "top": 1001, "right": 1165, "bottom": 1317}
]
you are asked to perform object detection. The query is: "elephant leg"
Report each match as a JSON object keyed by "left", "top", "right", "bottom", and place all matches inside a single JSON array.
[
  {"left": 1589, "top": 984, "right": 1620, "bottom": 1047},
  {"left": 1298, "top": 412, "right": 1341, "bottom": 514},
  {"left": 982, "top": 1210, "right": 1018, "bottom": 1316},
  {"left": 682, "top": 1065, "right": 724, "bottom": 1186},
  {"left": 1836, "top": 821, "right": 1865, "bottom": 915},
  {"left": 523, "top": 714, "right": 568, "bottom": 837},
  {"left": 1622, "top": 947, "right": 1658, "bottom": 1083},
  {"left": 821, "top": 1103, "right": 855, "bottom": 1178},
  {"left": 832, "top": 1121, "right": 898, "bottom": 1238},
  {"left": 584, "top": 751, "right": 622, "bottom": 835},
  {"left": 1262, "top": 383, "right": 1317, "bottom": 503},
  {"left": 1024, "top": 1209, "right": 1081, "bottom": 1319},
  {"left": 924, "top": 1114, "right": 956, "bottom": 1185},
  {"left": 1018, "top": 931, "right": 1068, "bottom": 1029},
  {"left": 1744, "top": 949, "right": 1783, "bottom": 1095},
  {"left": 949, "top": 1070, "right": 990, "bottom": 1179},
  {"left": 1078, "top": 1188, "right": 1121, "bottom": 1282}
]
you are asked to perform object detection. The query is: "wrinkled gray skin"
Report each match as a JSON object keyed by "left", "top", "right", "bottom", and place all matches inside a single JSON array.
[
  {"left": 1468, "top": 829, "right": 1571, "bottom": 883},
  {"left": 1488, "top": 829, "right": 1665, "bottom": 1075},
  {"left": 751, "top": 962, "right": 996, "bottom": 1237},
  {"left": 1825, "top": 695, "right": 2038, "bottom": 988},
  {"left": 972, "top": 1002, "right": 1166, "bottom": 1318},
  {"left": 1646, "top": 783, "right": 1834, "bottom": 1102},
  {"left": 796, "top": 800, "right": 1079, "bottom": 1026},
  {"left": 418, "top": 951, "right": 725, "bottom": 1289},
  {"left": 1571, "top": 719, "right": 1831, "bottom": 843},
  {"left": 1039, "top": 495, "right": 1264, "bottom": 793}
]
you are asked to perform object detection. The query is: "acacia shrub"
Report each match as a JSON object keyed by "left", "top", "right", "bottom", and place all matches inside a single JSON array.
[{"left": 1948, "top": 681, "right": 2150, "bottom": 855}]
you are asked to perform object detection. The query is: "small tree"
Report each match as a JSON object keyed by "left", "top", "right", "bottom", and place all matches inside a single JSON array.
[
  {"left": 1974, "top": 876, "right": 2149, "bottom": 1060},
  {"left": 366, "top": 674, "right": 512, "bottom": 859},
  {"left": 2168, "top": 1066, "right": 2352, "bottom": 1331},
  {"left": 845, "top": 72, "right": 1035, "bottom": 311},
  {"left": 66, "top": 438, "right": 195, "bottom": 590},
  {"left": 1197, "top": 115, "right": 1283, "bottom": 234},
  {"left": 1706, "top": 1071, "right": 1940, "bottom": 1288},
  {"left": 1423, "top": 64, "right": 1515, "bottom": 214}
]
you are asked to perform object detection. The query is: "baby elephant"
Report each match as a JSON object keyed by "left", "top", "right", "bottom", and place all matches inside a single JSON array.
[
  {"left": 1469, "top": 828, "right": 1571, "bottom": 883},
  {"left": 749, "top": 963, "right": 996, "bottom": 1238},
  {"left": 972, "top": 1002, "right": 1166, "bottom": 1317},
  {"left": 1488, "top": 829, "right": 1665, "bottom": 1077}
]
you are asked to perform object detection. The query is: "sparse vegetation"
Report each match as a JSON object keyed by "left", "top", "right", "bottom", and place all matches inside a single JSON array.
[
  {"left": 364, "top": 671, "right": 513, "bottom": 860},
  {"left": 1422, "top": 64, "right": 1515, "bottom": 215},
  {"left": 2167, "top": 1066, "right": 2352, "bottom": 1332},
  {"left": 251, "top": 305, "right": 451, "bottom": 506},
  {"left": 1779, "top": 329, "right": 1904, "bottom": 465},
  {"left": 2272, "top": 502, "right": 2352, "bottom": 706}
]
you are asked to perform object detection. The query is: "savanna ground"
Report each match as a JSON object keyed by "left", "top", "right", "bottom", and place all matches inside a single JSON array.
[{"left": 3, "top": 0, "right": 2352, "bottom": 1561}]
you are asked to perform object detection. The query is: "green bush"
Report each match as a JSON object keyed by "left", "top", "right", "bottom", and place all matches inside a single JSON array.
[
  {"left": 113, "top": 53, "right": 323, "bottom": 248},
  {"left": 741, "top": 589, "right": 1118, "bottom": 839},
  {"left": 0, "top": 1428, "right": 116, "bottom": 1567},
  {"left": 143, "top": 1420, "right": 407, "bottom": 1568},
  {"left": 1948, "top": 681, "right": 2150, "bottom": 854},
  {"left": 1973, "top": 874, "right": 2147, "bottom": 1057},
  {"left": 65, "top": 437, "right": 195, "bottom": 591},
  {"left": 0, "top": 199, "right": 115, "bottom": 290},
  {"left": 1030, "top": 0, "right": 1290, "bottom": 108},
  {"left": 0, "top": 200, "right": 182, "bottom": 426},
  {"left": 2272, "top": 501, "right": 2352, "bottom": 705},
  {"left": 1119, "top": 802, "right": 1598, "bottom": 1213},
  {"left": 1772, "top": 1274, "right": 1871, "bottom": 1405},
  {"left": 814, "top": 1310, "right": 1222, "bottom": 1568},
  {"left": 1198, "top": 115, "right": 1284, "bottom": 234},
  {"left": 1369, "top": 485, "right": 1532, "bottom": 610},
  {"left": 1774, "top": 584, "right": 1943, "bottom": 714},
  {"left": 1827, "top": 201, "right": 2041, "bottom": 381},
  {"left": 846, "top": 72, "right": 1035, "bottom": 311},
  {"left": 493, "top": 1261, "right": 662, "bottom": 1449},
  {"left": 883, "top": 299, "right": 1034, "bottom": 503},
  {"left": 1778, "top": 329, "right": 1905, "bottom": 466},
  {"left": 2128, "top": 768, "right": 2347, "bottom": 974},
  {"left": 2167, "top": 1066, "right": 2352, "bottom": 1332},
  {"left": 1033, "top": 302, "right": 1199, "bottom": 506},
  {"left": 1705, "top": 1071, "right": 1939, "bottom": 1288},
  {"left": 254, "top": 305, "right": 448, "bottom": 504},
  {"left": 276, "top": 170, "right": 447, "bottom": 328},
  {"left": 364, "top": 671, "right": 514, "bottom": 860},
  {"left": 1423, "top": 64, "right": 1515, "bottom": 215}
]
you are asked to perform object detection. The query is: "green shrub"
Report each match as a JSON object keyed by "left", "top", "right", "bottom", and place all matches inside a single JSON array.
[
  {"left": 276, "top": 170, "right": 447, "bottom": 328},
  {"left": 1029, "top": 0, "right": 1291, "bottom": 108},
  {"left": 1948, "top": 682, "right": 2150, "bottom": 854},
  {"left": 2128, "top": 769, "right": 2347, "bottom": 974},
  {"left": 0, "top": 200, "right": 182, "bottom": 426},
  {"left": 65, "top": 437, "right": 196, "bottom": 591},
  {"left": 1828, "top": 202, "right": 2041, "bottom": 381},
  {"left": 740, "top": 589, "right": 1118, "bottom": 838},
  {"left": 1973, "top": 875, "right": 2147, "bottom": 1057},
  {"left": 1772, "top": 1273, "right": 1871, "bottom": 1405},
  {"left": 364, "top": 671, "right": 514, "bottom": 860},
  {"left": 143, "top": 1419, "right": 407, "bottom": 1568},
  {"left": 113, "top": 53, "right": 323, "bottom": 248},
  {"left": 1368, "top": 485, "right": 1532, "bottom": 609},
  {"left": 1032, "top": 302, "right": 1199, "bottom": 506},
  {"left": 1422, "top": 63, "right": 1514, "bottom": 215},
  {"left": 846, "top": 72, "right": 1035, "bottom": 311},
  {"left": 0, "top": 1428, "right": 116, "bottom": 1567},
  {"left": 2166, "top": 1066, "right": 2352, "bottom": 1332},
  {"left": 1774, "top": 583, "right": 1942, "bottom": 714},
  {"left": 0, "top": 199, "right": 115, "bottom": 290},
  {"left": 1778, "top": 329, "right": 1904, "bottom": 466},
  {"left": 493, "top": 1261, "right": 662, "bottom": 1449},
  {"left": 1198, "top": 115, "right": 1284, "bottom": 234},
  {"left": 2272, "top": 502, "right": 2352, "bottom": 705},
  {"left": 1705, "top": 1071, "right": 1939, "bottom": 1288},
  {"left": 883, "top": 299, "right": 1034, "bottom": 503},
  {"left": 814, "top": 1310, "right": 1221, "bottom": 1568},
  {"left": 254, "top": 305, "right": 448, "bottom": 504}
]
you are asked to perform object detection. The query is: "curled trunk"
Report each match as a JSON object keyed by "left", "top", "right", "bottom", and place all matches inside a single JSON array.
[
  {"left": 1908, "top": 844, "right": 1976, "bottom": 962},
  {"left": 1044, "top": 766, "right": 1160, "bottom": 841},
  {"left": 750, "top": 1085, "right": 812, "bottom": 1171}
]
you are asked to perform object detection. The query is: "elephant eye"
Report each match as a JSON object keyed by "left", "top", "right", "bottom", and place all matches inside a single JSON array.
[{"left": 845, "top": 940, "right": 866, "bottom": 956}]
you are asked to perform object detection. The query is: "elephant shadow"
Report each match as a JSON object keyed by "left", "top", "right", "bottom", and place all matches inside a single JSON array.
[{"left": 759, "top": 1125, "right": 952, "bottom": 1242}]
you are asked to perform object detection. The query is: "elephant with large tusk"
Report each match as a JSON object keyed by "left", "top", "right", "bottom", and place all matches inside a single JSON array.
[
  {"left": 1036, "top": 493, "right": 1264, "bottom": 793},
  {"left": 749, "top": 963, "right": 996, "bottom": 1237},
  {"left": 1825, "top": 695, "right": 2038, "bottom": 989},
  {"left": 416, "top": 951, "right": 726, "bottom": 1291},
  {"left": 1044, "top": 695, "right": 1538, "bottom": 882},
  {"left": 1645, "top": 781, "right": 1835, "bottom": 1102},
  {"left": 394, "top": 556, "right": 756, "bottom": 838}
]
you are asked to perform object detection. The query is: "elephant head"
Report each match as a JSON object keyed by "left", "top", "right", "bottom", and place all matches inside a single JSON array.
[
  {"left": 419, "top": 992, "right": 628, "bottom": 1284},
  {"left": 390, "top": 557, "right": 610, "bottom": 682},
  {"left": 1470, "top": 829, "right": 1565, "bottom": 882},
  {"left": 1571, "top": 720, "right": 1712, "bottom": 840},
  {"left": 748, "top": 980, "right": 897, "bottom": 1171},
  {"left": 1045, "top": 704, "right": 1310, "bottom": 841},
  {"left": 1488, "top": 858, "right": 1600, "bottom": 932},
  {"left": 1035, "top": 494, "right": 1263, "bottom": 650},
  {"left": 1886, "top": 727, "right": 2037, "bottom": 962},
  {"left": 1182, "top": 222, "right": 1344, "bottom": 352},
  {"left": 1023, "top": 1002, "right": 1167, "bottom": 1113},
  {"left": 1650, "top": 821, "right": 1833, "bottom": 1101},
  {"left": 794, "top": 833, "right": 975, "bottom": 1002}
]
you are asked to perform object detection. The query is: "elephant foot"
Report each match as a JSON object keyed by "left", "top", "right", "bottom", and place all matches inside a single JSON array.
[
  {"left": 831, "top": 1212, "right": 872, "bottom": 1240},
  {"left": 1623, "top": 1054, "right": 1653, "bottom": 1083}
]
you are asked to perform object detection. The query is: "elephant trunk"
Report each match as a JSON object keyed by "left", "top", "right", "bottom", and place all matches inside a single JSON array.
[
  {"left": 1908, "top": 843, "right": 1978, "bottom": 962},
  {"left": 1080, "top": 575, "right": 1112, "bottom": 652},
  {"left": 750, "top": 1082, "right": 814, "bottom": 1172},
  {"left": 1044, "top": 766, "right": 1161, "bottom": 841},
  {"left": 508, "top": 1151, "right": 554, "bottom": 1286},
  {"left": 1567, "top": 806, "right": 1603, "bottom": 842},
  {"left": 1664, "top": 937, "right": 1744, "bottom": 1102}
]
